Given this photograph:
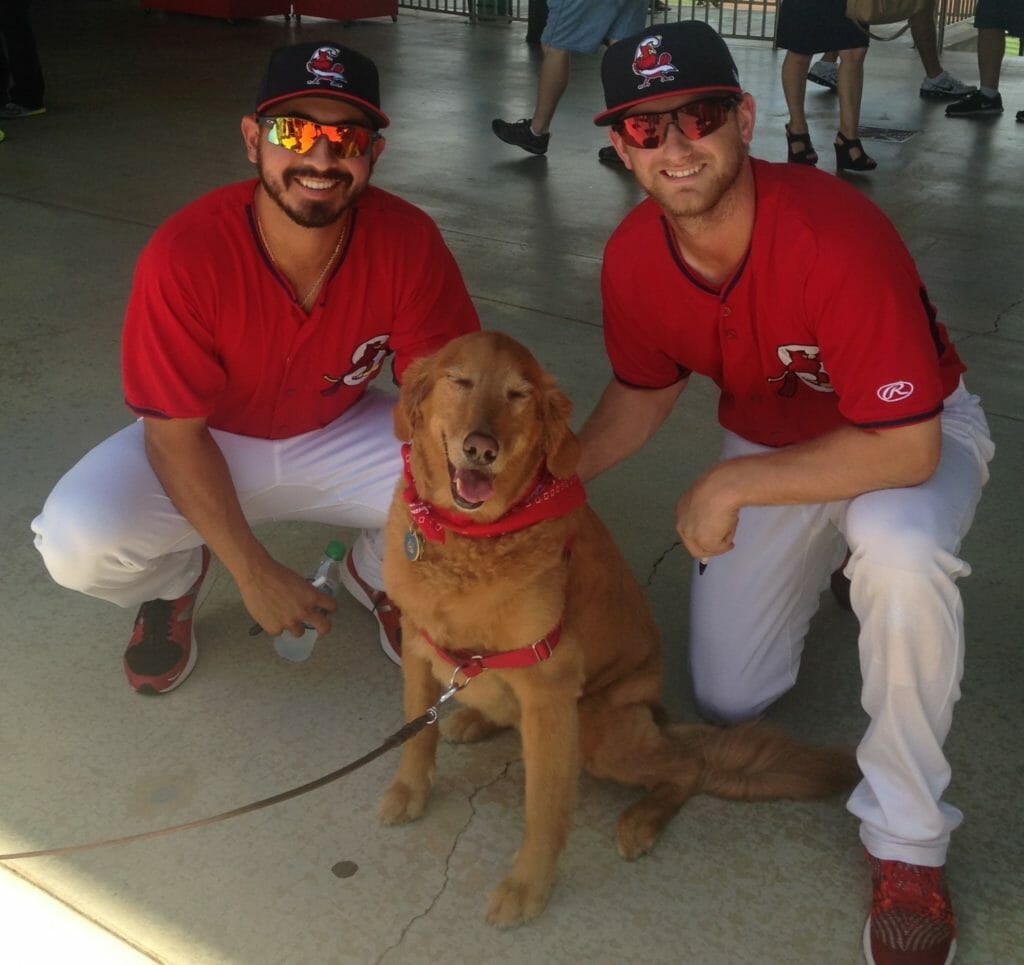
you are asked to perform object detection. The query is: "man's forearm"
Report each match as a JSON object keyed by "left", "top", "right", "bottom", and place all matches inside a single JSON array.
[
  {"left": 711, "top": 419, "right": 940, "bottom": 509},
  {"left": 577, "top": 378, "right": 686, "bottom": 482},
  {"left": 675, "top": 418, "right": 942, "bottom": 561},
  {"left": 143, "top": 418, "right": 270, "bottom": 584}
]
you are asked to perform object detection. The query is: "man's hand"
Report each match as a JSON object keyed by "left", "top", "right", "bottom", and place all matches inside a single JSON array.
[
  {"left": 675, "top": 466, "right": 739, "bottom": 561},
  {"left": 237, "top": 556, "right": 338, "bottom": 640}
]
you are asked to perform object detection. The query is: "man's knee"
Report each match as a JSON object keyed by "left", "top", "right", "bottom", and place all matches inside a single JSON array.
[
  {"left": 691, "top": 663, "right": 788, "bottom": 725},
  {"left": 848, "top": 512, "right": 949, "bottom": 578},
  {"left": 32, "top": 486, "right": 136, "bottom": 596}
]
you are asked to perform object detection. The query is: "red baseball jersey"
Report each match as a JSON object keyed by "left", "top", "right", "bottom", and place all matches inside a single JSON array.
[
  {"left": 601, "top": 159, "right": 965, "bottom": 447},
  {"left": 122, "top": 181, "right": 480, "bottom": 439}
]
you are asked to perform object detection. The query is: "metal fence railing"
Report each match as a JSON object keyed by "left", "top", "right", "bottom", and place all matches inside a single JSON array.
[{"left": 397, "top": 0, "right": 980, "bottom": 45}]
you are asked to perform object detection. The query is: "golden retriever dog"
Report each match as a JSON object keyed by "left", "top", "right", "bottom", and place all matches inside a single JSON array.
[{"left": 379, "top": 331, "right": 858, "bottom": 927}]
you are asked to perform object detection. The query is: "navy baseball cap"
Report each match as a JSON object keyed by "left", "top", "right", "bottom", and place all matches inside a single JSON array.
[
  {"left": 594, "top": 21, "right": 741, "bottom": 127},
  {"left": 255, "top": 42, "right": 390, "bottom": 129}
]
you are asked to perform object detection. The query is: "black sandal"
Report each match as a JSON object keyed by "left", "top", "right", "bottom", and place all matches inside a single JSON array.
[
  {"left": 785, "top": 124, "right": 818, "bottom": 166},
  {"left": 834, "top": 131, "right": 877, "bottom": 171}
]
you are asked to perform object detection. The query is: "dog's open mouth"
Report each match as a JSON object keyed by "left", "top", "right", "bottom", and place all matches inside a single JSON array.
[{"left": 449, "top": 464, "right": 494, "bottom": 511}]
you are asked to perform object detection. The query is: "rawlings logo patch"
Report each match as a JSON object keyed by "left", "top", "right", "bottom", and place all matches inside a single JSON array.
[{"left": 876, "top": 381, "right": 914, "bottom": 402}]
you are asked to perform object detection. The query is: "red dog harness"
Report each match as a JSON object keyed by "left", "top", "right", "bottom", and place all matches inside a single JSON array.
[{"left": 421, "top": 623, "right": 564, "bottom": 679}]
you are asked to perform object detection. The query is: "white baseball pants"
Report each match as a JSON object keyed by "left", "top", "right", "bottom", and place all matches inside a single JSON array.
[
  {"left": 31, "top": 389, "right": 402, "bottom": 609},
  {"left": 688, "top": 381, "right": 994, "bottom": 866}
]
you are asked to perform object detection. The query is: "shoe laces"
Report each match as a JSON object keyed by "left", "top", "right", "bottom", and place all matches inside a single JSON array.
[
  {"left": 868, "top": 854, "right": 954, "bottom": 928},
  {"left": 137, "top": 598, "right": 175, "bottom": 645}
]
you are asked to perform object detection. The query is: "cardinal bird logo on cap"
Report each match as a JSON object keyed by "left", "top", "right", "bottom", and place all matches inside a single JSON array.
[
  {"left": 306, "top": 46, "right": 348, "bottom": 90},
  {"left": 632, "top": 36, "right": 679, "bottom": 90}
]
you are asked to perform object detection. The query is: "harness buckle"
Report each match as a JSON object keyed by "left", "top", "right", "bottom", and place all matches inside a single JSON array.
[{"left": 531, "top": 639, "right": 552, "bottom": 662}]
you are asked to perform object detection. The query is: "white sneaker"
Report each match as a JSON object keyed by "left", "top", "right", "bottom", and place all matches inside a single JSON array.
[
  {"left": 807, "top": 60, "right": 838, "bottom": 91},
  {"left": 920, "top": 72, "right": 977, "bottom": 100}
]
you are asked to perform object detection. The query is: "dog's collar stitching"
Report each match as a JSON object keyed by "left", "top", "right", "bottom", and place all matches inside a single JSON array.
[{"left": 400, "top": 443, "right": 585, "bottom": 543}]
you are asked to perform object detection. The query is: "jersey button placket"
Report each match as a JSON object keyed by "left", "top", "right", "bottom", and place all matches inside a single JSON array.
[{"left": 721, "top": 303, "right": 737, "bottom": 340}]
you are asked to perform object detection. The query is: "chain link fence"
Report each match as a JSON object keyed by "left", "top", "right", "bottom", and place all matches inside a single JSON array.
[{"left": 398, "top": 0, "right": 979, "bottom": 45}]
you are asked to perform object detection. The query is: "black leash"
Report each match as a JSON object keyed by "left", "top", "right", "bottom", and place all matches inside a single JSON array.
[{"left": 0, "top": 677, "right": 465, "bottom": 862}]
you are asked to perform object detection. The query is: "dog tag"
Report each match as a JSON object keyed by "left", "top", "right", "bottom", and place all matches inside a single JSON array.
[{"left": 403, "top": 527, "right": 425, "bottom": 562}]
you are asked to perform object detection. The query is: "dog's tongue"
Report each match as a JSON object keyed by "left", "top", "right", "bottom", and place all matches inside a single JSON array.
[{"left": 454, "top": 468, "right": 493, "bottom": 505}]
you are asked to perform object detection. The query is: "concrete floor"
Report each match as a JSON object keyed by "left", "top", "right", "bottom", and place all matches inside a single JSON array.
[{"left": 1, "top": 2, "right": 1022, "bottom": 962}]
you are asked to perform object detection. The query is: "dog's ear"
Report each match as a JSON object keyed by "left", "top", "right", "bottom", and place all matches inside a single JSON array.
[
  {"left": 393, "top": 354, "right": 434, "bottom": 441},
  {"left": 541, "top": 381, "right": 582, "bottom": 479}
]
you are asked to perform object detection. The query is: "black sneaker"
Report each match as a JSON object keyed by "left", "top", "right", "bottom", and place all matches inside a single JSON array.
[
  {"left": 492, "top": 118, "right": 549, "bottom": 155},
  {"left": 945, "top": 90, "right": 1003, "bottom": 117},
  {"left": 597, "top": 145, "right": 623, "bottom": 165},
  {"left": 1017, "top": 109, "right": 1024, "bottom": 124}
]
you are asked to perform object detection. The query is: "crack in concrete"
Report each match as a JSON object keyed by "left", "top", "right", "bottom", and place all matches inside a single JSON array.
[
  {"left": 644, "top": 540, "right": 682, "bottom": 588},
  {"left": 375, "top": 756, "right": 516, "bottom": 963}
]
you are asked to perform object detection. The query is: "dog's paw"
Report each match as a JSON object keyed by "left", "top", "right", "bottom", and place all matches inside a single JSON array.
[
  {"left": 441, "top": 707, "right": 502, "bottom": 744},
  {"left": 614, "top": 812, "right": 659, "bottom": 861},
  {"left": 378, "top": 781, "right": 430, "bottom": 826},
  {"left": 485, "top": 874, "right": 551, "bottom": 928}
]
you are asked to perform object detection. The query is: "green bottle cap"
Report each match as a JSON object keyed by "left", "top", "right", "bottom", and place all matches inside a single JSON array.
[{"left": 325, "top": 540, "right": 346, "bottom": 561}]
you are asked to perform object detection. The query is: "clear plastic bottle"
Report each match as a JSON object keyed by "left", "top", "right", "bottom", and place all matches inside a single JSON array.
[{"left": 273, "top": 540, "right": 346, "bottom": 663}]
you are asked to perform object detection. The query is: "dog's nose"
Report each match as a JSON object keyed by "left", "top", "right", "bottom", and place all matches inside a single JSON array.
[{"left": 463, "top": 432, "right": 498, "bottom": 465}]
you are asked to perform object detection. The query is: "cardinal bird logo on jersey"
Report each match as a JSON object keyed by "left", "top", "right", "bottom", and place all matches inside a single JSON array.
[
  {"left": 766, "top": 344, "right": 834, "bottom": 397},
  {"left": 321, "top": 335, "right": 390, "bottom": 395},
  {"left": 306, "top": 46, "right": 348, "bottom": 90},
  {"left": 632, "top": 36, "right": 679, "bottom": 90}
]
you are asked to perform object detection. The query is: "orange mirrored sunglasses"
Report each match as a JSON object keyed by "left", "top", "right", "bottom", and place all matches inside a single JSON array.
[{"left": 260, "top": 116, "right": 381, "bottom": 158}]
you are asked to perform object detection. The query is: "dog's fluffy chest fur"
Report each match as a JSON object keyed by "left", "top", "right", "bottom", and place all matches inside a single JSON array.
[{"left": 385, "top": 502, "right": 575, "bottom": 655}]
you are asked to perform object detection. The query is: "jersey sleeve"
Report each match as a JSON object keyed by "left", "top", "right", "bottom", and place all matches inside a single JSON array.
[
  {"left": 601, "top": 234, "right": 690, "bottom": 390},
  {"left": 121, "top": 227, "right": 226, "bottom": 421},
  {"left": 804, "top": 197, "right": 953, "bottom": 430},
  {"left": 386, "top": 216, "right": 480, "bottom": 383}
]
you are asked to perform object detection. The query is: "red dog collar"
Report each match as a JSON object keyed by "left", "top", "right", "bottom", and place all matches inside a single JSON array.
[{"left": 400, "top": 443, "right": 585, "bottom": 543}]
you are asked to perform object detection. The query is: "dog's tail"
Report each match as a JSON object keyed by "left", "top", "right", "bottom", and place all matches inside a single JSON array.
[{"left": 666, "top": 720, "right": 860, "bottom": 802}]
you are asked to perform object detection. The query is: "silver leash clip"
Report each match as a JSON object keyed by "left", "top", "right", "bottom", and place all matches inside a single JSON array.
[{"left": 426, "top": 666, "right": 470, "bottom": 724}]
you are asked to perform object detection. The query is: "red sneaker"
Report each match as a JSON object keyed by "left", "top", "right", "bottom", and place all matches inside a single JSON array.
[
  {"left": 123, "top": 547, "right": 210, "bottom": 695},
  {"left": 339, "top": 550, "right": 402, "bottom": 665},
  {"left": 864, "top": 852, "right": 956, "bottom": 964}
]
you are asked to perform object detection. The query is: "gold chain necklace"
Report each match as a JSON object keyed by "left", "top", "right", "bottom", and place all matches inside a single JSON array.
[{"left": 256, "top": 211, "right": 347, "bottom": 311}]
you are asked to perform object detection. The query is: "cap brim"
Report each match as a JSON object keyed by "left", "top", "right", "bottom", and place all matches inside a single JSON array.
[
  {"left": 594, "top": 85, "right": 741, "bottom": 126},
  {"left": 256, "top": 90, "right": 390, "bottom": 129}
]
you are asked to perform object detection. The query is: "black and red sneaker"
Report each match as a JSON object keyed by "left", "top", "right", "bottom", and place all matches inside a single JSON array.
[
  {"left": 338, "top": 550, "right": 402, "bottom": 666},
  {"left": 123, "top": 547, "right": 210, "bottom": 695},
  {"left": 864, "top": 851, "right": 956, "bottom": 964}
]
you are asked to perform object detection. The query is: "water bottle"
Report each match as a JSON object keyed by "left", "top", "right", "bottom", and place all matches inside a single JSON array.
[{"left": 273, "top": 540, "right": 346, "bottom": 663}]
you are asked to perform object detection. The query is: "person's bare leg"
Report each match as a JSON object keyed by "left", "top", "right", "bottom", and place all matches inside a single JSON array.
[
  {"left": 977, "top": 27, "right": 1005, "bottom": 91},
  {"left": 782, "top": 50, "right": 817, "bottom": 160},
  {"left": 531, "top": 46, "right": 571, "bottom": 134},
  {"left": 910, "top": 1, "right": 942, "bottom": 78},
  {"left": 836, "top": 47, "right": 867, "bottom": 141},
  {"left": 836, "top": 47, "right": 874, "bottom": 166}
]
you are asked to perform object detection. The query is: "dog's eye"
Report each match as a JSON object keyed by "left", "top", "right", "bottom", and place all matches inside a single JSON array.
[
  {"left": 447, "top": 375, "right": 473, "bottom": 390},
  {"left": 506, "top": 388, "right": 530, "bottom": 402}
]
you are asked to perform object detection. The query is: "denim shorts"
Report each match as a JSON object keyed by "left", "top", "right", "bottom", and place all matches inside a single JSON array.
[{"left": 541, "top": 0, "right": 648, "bottom": 54}]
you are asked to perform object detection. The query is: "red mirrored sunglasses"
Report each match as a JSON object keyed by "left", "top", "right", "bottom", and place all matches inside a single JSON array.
[{"left": 614, "top": 96, "right": 742, "bottom": 149}]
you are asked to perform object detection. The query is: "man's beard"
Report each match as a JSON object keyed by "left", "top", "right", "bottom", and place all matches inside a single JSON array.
[
  {"left": 649, "top": 146, "right": 746, "bottom": 223},
  {"left": 259, "top": 165, "right": 358, "bottom": 228}
]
